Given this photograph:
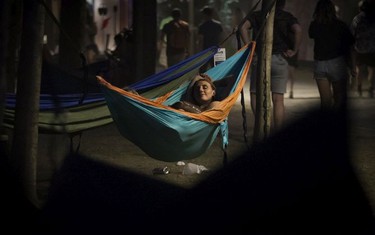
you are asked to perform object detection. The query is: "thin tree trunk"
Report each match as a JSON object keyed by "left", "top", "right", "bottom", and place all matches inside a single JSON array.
[
  {"left": 11, "top": 1, "right": 45, "bottom": 207},
  {"left": 133, "top": 0, "right": 156, "bottom": 83},
  {"left": 0, "top": 0, "right": 11, "bottom": 152},
  {"left": 59, "top": 0, "right": 86, "bottom": 68},
  {"left": 253, "top": 0, "right": 275, "bottom": 143}
]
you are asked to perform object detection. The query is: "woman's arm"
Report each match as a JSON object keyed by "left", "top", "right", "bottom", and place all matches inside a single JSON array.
[{"left": 170, "top": 101, "right": 202, "bottom": 113}]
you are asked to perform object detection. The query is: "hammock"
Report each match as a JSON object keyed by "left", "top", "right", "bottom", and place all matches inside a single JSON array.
[
  {"left": 4, "top": 93, "right": 111, "bottom": 134},
  {"left": 4, "top": 56, "right": 113, "bottom": 134},
  {"left": 97, "top": 42, "right": 256, "bottom": 162},
  {"left": 3, "top": 46, "right": 221, "bottom": 135}
]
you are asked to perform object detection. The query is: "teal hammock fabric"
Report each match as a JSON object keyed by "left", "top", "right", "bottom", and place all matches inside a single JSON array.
[
  {"left": 104, "top": 94, "right": 222, "bottom": 161},
  {"left": 99, "top": 43, "right": 255, "bottom": 162}
]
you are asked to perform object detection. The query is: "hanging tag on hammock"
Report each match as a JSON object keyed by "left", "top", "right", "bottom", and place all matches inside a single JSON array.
[{"left": 214, "top": 48, "right": 226, "bottom": 66}]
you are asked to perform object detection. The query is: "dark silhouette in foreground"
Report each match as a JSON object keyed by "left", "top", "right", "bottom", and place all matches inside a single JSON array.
[{"left": 2, "top": 108, "right": 375, "bottom": 234}]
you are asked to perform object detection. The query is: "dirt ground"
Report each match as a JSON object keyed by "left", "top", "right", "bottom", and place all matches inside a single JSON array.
[{"left": 34, "top": 63, "right": 375, "bottom": 221}]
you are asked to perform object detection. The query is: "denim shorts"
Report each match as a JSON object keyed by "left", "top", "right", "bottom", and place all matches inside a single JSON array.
[
  {"left": 250, "top": 54, "right": 289, "bottom": 94},
  {"left": 313, "top": 56, "right": 349, "bottom": 82}
]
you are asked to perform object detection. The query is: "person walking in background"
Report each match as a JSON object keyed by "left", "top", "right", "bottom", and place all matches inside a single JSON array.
[
  {"left": 277, "top": 2, "right": 302, "bottom": 100},
  {"left": 84, "top": 2, "right": 99, "bottom": 64},
  {"left": 309, "top": 0, "right": 355, "bottom": 111},
  {"left": 287, "top": 55, "right": 298, "bottom": 99},
  {"left": 351, "top": 0, "right": 375, "bottom": 97},
  {"left": 160, "top": 8, "right": 190, "bottom": 68},
  {"left": 240, "top": 0, "right": 302, "bottom": 132},
  {"left": 285, "top": 16, "right": 300, "bottom": 100},
  {"left": 285, "top": 24, "right": 300, "bottom": 99},
  {"left": 231, "top": 7, "right": 245, "bottom": 48},
  {"left": 197, "top": 6, "right": 224, "bottom": 72},
  {"left": 157, "top": 9, "right": 173, "bottom": 70}
]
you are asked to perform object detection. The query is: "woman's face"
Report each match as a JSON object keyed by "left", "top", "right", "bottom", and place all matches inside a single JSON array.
[{"left": 193, "top": 79, "right": 215, "bottom": 106}]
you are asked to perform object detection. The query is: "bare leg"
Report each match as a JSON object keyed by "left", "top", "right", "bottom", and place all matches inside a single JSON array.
[
  {"left": 356, "top": 65, "right": 362, "bottom": 96},
  {"left": 316, "top": 79, "right": 333, "bottom": 110},
  {"left": 251, "top": 92, "right": 285, "bottom": 133},
  {"left": 368, "top": 66, "right": 374, "bottom": 97},
  {"left": 288, "top": 65, "right": 295, "bottom": 98},
  {"left": 86, "top": 48, "right": 97, "bottom": 64},
  {"left": 271, "top": 93, "right": 285, "bottom": 132},
  {"left": 367, "top": 65, "right": 374, "bottom": 82}
]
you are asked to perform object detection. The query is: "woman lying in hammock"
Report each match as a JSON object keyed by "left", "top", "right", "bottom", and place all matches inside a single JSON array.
[{"left": 171, "top": 73, "right": 233, "bottom": 113}]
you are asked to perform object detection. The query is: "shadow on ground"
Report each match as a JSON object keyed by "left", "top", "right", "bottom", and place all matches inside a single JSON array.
[{"left": 2, "top": 108, "right": 375, "bottom": 234}]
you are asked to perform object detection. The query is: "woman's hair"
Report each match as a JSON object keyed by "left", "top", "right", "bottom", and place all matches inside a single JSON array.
[
  {"left": 192, "top": 74, "right": 216, "bottom": 91},
  {"left": 313, "top": 0, "right": 337, "bottom": 23}
]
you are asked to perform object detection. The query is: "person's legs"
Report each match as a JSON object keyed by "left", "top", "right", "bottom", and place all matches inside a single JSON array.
[
  {"left": 250, "top": 55, "right": 288, "bottom": 132},
  {"left": 86, "top": 49, "right": 97, "bottom": 64},
  {"left": 315, "top": 56, "right": 349, "bottom": 110},
  {"left": 270, "top": 54, "right": 288, "bottom": 130},
  {"left": 288, "top": 65, "right": 295, "bottom": 98},
  {"left": 85, "top": 44, "right": 99, "bottom": 64},
  {"left": 328, "top": 56, "right": 349, "bottom": 108},
  {"left": 355, "top": 53, "right": 364, "bottom": 96},
  {"left": 368, "top": 65, "right": 375, "bottom": 97},
  {"left": 271, "top": 92, "right": 285, "bottom": 132},
  {"left": 316, "top": 79, "right": 332, "bottom": 110},
  {"left": 357, "top": 53, "right": 375, "bottom": 97},
  {"left": 167, "top": 53, "right": 186, "bottom": 68},
  {"left": 355, "top": 65, "right": 363, "bottom": 96},
  {"left": 250, "top": 92, "right": 284, "bottom": 134},
  {"left": 286, "top": 53, "right": 298, "bottom": 99},
  {"left": 158, "top": 42, "right": 168, "bottom": 69}
]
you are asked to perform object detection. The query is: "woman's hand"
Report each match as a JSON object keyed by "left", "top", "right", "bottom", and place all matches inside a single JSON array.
[{"left": 283, "top": 49, "right": 297, "bottom": 58}]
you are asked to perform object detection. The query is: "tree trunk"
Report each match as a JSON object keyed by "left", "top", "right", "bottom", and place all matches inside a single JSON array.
[
  {"left": 253, "top": 0, "right": 275, "bottom": 143},
  {"left": 133, "top": 0, "right": 156, "bottom": 83},
  {"left": 11, "top": 1, "right": 45, "bottom": 207},
  {"left": 0, "top": 0, "right": 11, "bottom": 153},
  {"left": 59, "top": 0, "right": 86, "bottom": 68}
]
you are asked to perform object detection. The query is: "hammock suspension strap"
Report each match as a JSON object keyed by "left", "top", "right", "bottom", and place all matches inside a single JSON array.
[
  {"left": 69, "top": 132, "right": 83, "bottom": 154},
  {"left": 220, "top": 121, "right": 229, "bottom": 165}
]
